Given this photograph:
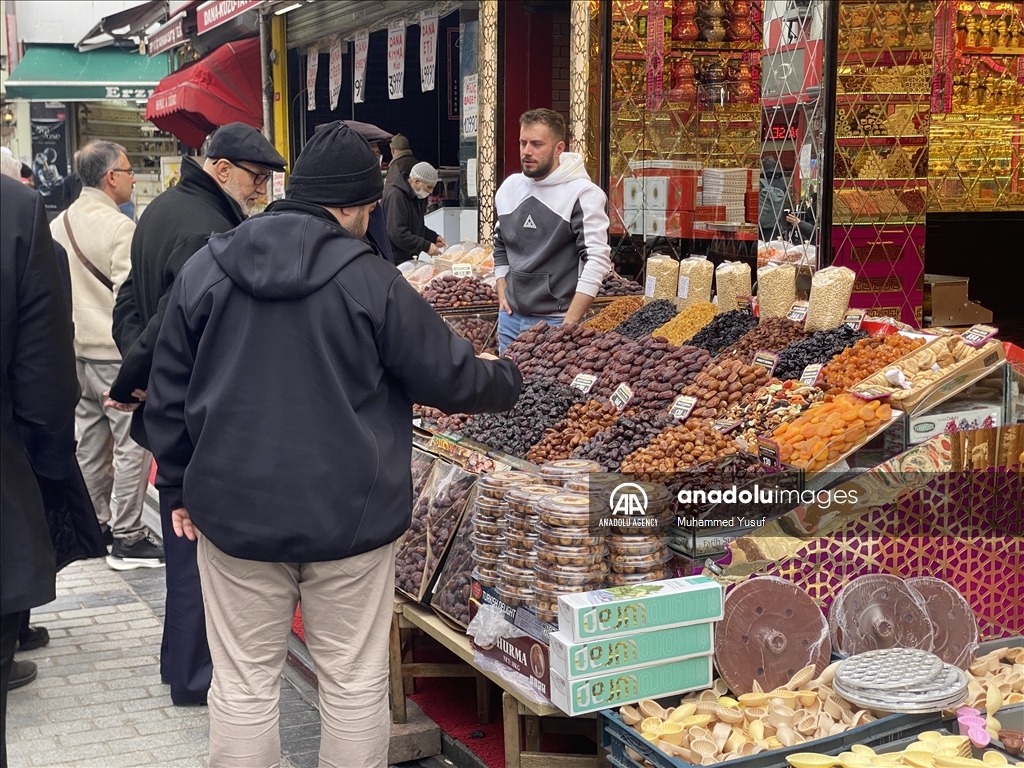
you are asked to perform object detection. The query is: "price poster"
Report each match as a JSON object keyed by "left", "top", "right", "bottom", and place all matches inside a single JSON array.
[
  {"left": 736, "top": 296, "right": 753, "bottom": 314},
  {"left": 451, "top": 263, "right": 473, "bottom": 278},
  {"left": 387, "top": 21, "right": 405, "bottom": 100},
  {"left": 328, "top": 38, "right": 343, "bottom": 111},
  {"left": 354, "top": 30, "right": 369, "bottom": 103},
  {"left": 757, "top": 438, "right": 780, "bottom": 468},
  {"left": 306, "top": 47, "right": 319, "bottom": 111},
  {"left": 571, "top": 374, "right": 597, "bottom": 394},
  {"left": 800, "top": 364, "right": 823, "bottom": 387},
  {"left": 462, "top": 74, "right": 478, "bottom": 138},
  {"left": 419, "top": 9, "right": 437, "bottom": 92}
]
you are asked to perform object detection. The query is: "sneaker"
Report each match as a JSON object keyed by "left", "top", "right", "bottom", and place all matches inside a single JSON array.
[
  {"left": 9, "top": 660, "right": 38, "bottom": 689},
  {"left": 17, "top": 625, "right": 49, "bottom": 651},
  {"left": 107, "top": 535, "right": 165, "bottom": 571}
]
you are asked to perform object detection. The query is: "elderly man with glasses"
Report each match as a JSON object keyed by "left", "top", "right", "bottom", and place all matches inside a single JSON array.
[
  {"left": 49, "top": 140, "right": 164, "bottom": 572},
  {"left": 108, "top": 122, "right": 286, "bottom": 706}
]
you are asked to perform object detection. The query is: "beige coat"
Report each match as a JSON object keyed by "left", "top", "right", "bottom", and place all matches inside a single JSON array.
[{"left": 50, "top": 187, "right": 135, "bottom": 361}]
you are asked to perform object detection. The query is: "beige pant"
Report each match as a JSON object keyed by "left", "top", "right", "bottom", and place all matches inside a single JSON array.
[
  {"left": 75, "top": 359, "right": 150, "bottom": 544},
  {"left": 197, "top": 535, "right": 396, "bottom": 768}
]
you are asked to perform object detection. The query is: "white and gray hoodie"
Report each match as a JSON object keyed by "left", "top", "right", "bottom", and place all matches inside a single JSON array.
[{"left": 493, "top": 152, "right": 612, "bottom": 316}]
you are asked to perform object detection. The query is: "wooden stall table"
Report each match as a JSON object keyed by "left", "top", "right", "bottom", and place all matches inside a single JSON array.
[{"left": 391, "top": 597, "right": 600, "bottom": 768}]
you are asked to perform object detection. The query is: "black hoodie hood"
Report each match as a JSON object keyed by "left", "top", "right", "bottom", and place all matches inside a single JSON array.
[{"left": 207, "top": 200, "right": 373, "bottom": 300}]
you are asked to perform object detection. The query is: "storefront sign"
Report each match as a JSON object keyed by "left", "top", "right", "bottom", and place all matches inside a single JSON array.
[
  {"left": 354, "top": 30, "right": 368, "bottom": 104},
  {"left": 328, "top": 38, "right": 343, "bottom": 111},
  {"left": 420, "top": 9, "right": 438, "bottom": 92},
  {"left": 306, "top": 48, "right": 318, "bottom": 111},
  {"left": 149, "top": 14, "right": 185, "bottom": 57},
  {"left": 387, "top": 21, "right": 405, "bottom": 100},
  {"left": 462, "top": 74, "right": 478, "bottom": 138},
  {"left": 196, "top": 0, "right": 261, "bottom": 35}
]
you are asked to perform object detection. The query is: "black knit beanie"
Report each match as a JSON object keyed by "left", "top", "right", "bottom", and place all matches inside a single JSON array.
[{"left": 286, "top": 121, "right": 383, "bottom": 207}]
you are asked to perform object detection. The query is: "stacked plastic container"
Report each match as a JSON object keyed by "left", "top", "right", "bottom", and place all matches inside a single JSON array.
[{"left": 470, "top": 470, "right": 538, "bottom": 592}]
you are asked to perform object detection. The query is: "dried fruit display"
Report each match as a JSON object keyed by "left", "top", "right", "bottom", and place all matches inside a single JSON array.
[
  {"left": 620, "top": 418, "right": 743, "bottom": 478},
  {"left": 613, "top": 299, "right": 679, "bottom": 340},
  {"left": 422, "top": 275, "right": 499, "bottom": 309},
  {"left": 720, "top": 317, "right": 809, "bottom": 363},
  {"left": 689, "top": 310, "right": 759, "bottom": 356},
  {"left": 572, "top": 410, "right": 677, "bottom": 471},
  {"left": 598, "top": 271, "right": 644, "bottom": 297},
  {"left": 652, "top": 302, "right": 717, "bottom": 346},
  {"left": 526, "top": 400, "right": 620, "bottom": 463},
  {"left": 676, "top": 359, "right": 771, "bottom": 419},
  {"left": 430, "top": 509, "right": 475, "bottom": 626},
  {"left": 721, "top": 380, "right": 826, "bottom": 446},
  {"left": 771, "top": 393, "right": 893, "bottom": 471},
  {"left": 582, "top": 296, "right": 644, "bottom": 332},
  {"left": 819, "top": 334, "right": 926, "bottom": 393},
  {"left": 446, "top": 314, "right": 498, "bottom": 355},
  {"left": 773, "top": 326, "right": 867, "bottom": 381},
  {"left": 629, "top": 345, "right": 712, "bottom": 412}
]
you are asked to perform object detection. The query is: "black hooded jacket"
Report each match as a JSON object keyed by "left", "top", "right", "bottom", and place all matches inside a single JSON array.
[
  {"left": 382, "top": 172, "right": 440, "bottom": 265},
  {"left": 144, "top": 200, "right": 522, "bottom": 562},
  {"left": 110, "top": 156, "right": 246, "bottom": 449}
]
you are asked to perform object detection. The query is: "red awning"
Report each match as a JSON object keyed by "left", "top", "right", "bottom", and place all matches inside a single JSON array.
[{"left": 145, "top": 37, "right": 262, "bottom": 149}]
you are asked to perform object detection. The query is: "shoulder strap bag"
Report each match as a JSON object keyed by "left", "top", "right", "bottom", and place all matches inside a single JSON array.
[{"left": 62, "top": 210, "right": 114, "bottom": 292}]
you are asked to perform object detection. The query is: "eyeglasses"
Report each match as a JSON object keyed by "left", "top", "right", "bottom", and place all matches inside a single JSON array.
[
  {"left": 111, "top": 167, "right": 135, "bottom": 176},
  {"left": 229, "top": 161, "right": 271, "bottom": 186}
]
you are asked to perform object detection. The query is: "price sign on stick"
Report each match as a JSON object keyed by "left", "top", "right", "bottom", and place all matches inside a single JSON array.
[
  {"left": 611, "top": 383, "right": 634, "bottom": 411},
  {"left": 961, "top": 324, "right": 998, "bottom": 348},
  {"left": 787, "top": 301, "right": 809, "bottom": 323},
  {"left": 800, "top": 364, "right": 824, "bottom": 387},
  {"left": 451, "top": 263, "right": 473, "bottom": 278},
  {"left": 669, "top": 395, "right": 698, "bottom": 420},
  {"left": 570, "top": 374, "right": 597, "bottom": 394},
  {"left": 757, "top": 437, "right": 781, "bottom": 468},
  {"left": 844, "top": 309, "right": 865, "bottom": 330},
  {"left": 752, "top": 351, "right": 779, "bottom": 377}
]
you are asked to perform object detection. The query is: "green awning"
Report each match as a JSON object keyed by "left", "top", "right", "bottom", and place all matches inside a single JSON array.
[{"left": 4, "top": 45, "right": 169, "bottom": 101}]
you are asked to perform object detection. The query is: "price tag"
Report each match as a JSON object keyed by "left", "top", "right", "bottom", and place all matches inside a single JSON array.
[
  {"left": 736, "top": 296, "right": 753, "bottom": 315},
  {"left": 752, "top": 350, "right": 779, "bottom": 377},
  {"left": 570, "top": 374, "right": 597, "bottom": 394},
  {"left": 677, "top": 274, "right": 690, "bottom": 300},
  {"left": 787, "top": 301, "right": 809, "bottom": 323},
  {"left": 611, "top": 383, "right": 634, "bottom": 411},
  {"left": 644, "top": 275, "right": 656, "bottom": 298},
  {"left": 844, "top": 309, "right": 865, "bottom": 330},
  {"left": 712, "top": 419, "right": 741, "bottom": 433},
  {"left": 452, "top": 263, "right": 473, "bottom": 278},
  {"left": 853, "top": 387, "right": 889, "bottom": 401},
  {"left": 757, "top": 437, "right": 781, "bottom": 468},
  {"left": 669, "top": 395, "right": 698, "bottom": 420},
  {"left": 799, "top": 363, "right": 824, "bottom": 387},
  {"left": 960, "top": 324, "right": 998, "bottom": 348}
]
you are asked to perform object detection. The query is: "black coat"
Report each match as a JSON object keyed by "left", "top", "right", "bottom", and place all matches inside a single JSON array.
[
  {"left": 110, "top": 156, "right": 246, "bottom": 449},
  {"left": 1, "top": 176, "right": 79, "bottom": 615},
  {"left": 384, "top": 153, "right": 417, "bottom": 189},
  {"left": 145, "top": 200, "right": 522, "bottom": 563},
  {"left": 382, "top": 173, "right": 440, "bottom": 265}
]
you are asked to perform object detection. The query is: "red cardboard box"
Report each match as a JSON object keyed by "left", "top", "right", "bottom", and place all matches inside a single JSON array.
[
  {"left": 695, "top": 205, "right": 727, "bottom": 222},
  {"left": 667, "top": 175, "right": 698, "bottom": 212}
]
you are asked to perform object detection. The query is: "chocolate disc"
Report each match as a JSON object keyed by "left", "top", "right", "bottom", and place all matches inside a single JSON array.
[
  {"left": 829, "top": 574, "right": 934, "bottom": 656},
  {"left": 714, "top": 576, "right": 832, "bottom": 695},
  {"left": 907, "top": 577, "right": 979, "bottom": 670}
]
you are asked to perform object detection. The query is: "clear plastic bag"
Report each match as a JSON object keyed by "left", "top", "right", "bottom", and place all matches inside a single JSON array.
[
  {"left": 806, "top": 266, "right": 856, "bottom": 332},
  {"left": 676, "top": 256, "right": 714, "bottom": 311},
  {"left": 715, "top": 261, "right": 752, "bottom": 313},
  {"left": 757, "top": 262, "right": 798, "bottom": 318}
]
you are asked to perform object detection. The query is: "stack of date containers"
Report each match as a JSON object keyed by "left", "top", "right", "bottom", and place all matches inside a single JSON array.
[
  {"left": 498, "top": 484, "right": 560, "bottom": 609},
  {"left": 470, "top": 471, "right": 537, "bottom": 591}
]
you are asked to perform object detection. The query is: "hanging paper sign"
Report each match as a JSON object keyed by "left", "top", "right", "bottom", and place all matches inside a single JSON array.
[
  {"left": 787, "top": 301, "right": 809, "bottom": 323},
  {"left": 752, "top": 351, "right": 779, "bottom": 376},
  {"left": 271, "top": 172, "right": 286, "bottom": 201},
  {"left": 960, "top": 324, "right": 998, "bottom": 348},
  {"left": 611, "top": 383, "right": 634, "bottom": 411},
  {"left": 354, "top": 30, "right": 369, "bottom": 104},
  {"left": 800, "top": 363, "right": 824, "bottom": 387},
  {"left": 669, "top": 395, "right": 698, "bottom": 421},
  {"left": 328, "top": 39, "right": 343, "bottom": 111},
  {"left": 420, "top": 9, "right": 438, "bottom": 92},
  {"left": 387, "top": 21, "right": 405, "bottom": 100},
  {"left": 306, "top": 48, "right": 319, "bottom": 111},
  {"left": 462, "top": 74, "right": 478, "bottom": 138},
  {"left": 570, "top": 374, "right": 597, "bottom": 394},
  {"left": 844, "top": 309, "right": 865, "bottom": 330}
]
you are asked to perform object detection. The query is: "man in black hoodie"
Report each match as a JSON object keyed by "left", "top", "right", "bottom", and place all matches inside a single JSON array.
[
  {"left": 145, "top": 121, "right": 521, "bottom": 767},
  {"left": 108, "top": 122, "right": 287, "bottom": 706}
]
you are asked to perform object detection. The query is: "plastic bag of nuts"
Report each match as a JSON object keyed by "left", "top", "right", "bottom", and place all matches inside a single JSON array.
[
  {"left": 756, "top": 262, "right": 798, "bottom": 319},
  {"left": 715, "top": 261, "right": 752, "bottom": 313},
  {"left": 675, "top": 257, "right": 714, "bottom": 311},
  {"left": 644, "top": 254, "right": 680, "bottom": 302},
  {"left": 805, "top": 265, "right": 856, "bottom": 332}
]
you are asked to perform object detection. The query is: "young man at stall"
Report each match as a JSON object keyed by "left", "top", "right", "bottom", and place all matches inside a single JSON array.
[
  {"left": 492, "top": 108, "right": 612, "bottom": 351},
  {"left": 145, "top": 121, "right": 522, "bottom": 768}
]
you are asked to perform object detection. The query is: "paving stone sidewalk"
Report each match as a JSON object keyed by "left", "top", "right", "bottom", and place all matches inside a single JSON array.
[{"left": 6, "top": 556, "right": 439, "bottom": 768}]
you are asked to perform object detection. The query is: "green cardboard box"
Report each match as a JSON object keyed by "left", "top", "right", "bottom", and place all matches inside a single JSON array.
[
  {"left": 548, "top": 622, "right": 715, "bottom": 680},
  {"left": 549, "top": 654, "right": 714, "bottom": 716},
  {"left": 556, "top": 575, "right": 724, "bottom": 643}
]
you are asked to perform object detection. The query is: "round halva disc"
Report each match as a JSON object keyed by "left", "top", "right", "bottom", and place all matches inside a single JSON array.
[
  {"left": 834, "top": 647, "right": 944, "bottom": 692},
  {"left": 714, "top": 576, "right": 832, "bottom": 695},
  {"left": 829, "top": 574, "right": 934, "bottom": 656},
  {"left": 907, "top": 576, "right": 979, "bottom": 670}
]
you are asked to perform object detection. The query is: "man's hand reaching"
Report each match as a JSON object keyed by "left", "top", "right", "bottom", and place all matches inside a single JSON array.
[
  {"left": 103, "top": 389, "right": 146, "bottom": 412},
  {"left": 172, "top": 507, "right": 197, "bottom": 541}
]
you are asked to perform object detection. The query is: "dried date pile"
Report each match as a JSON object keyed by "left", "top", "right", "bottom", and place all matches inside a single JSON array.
[
  {"left": 773, "top": 326, "right": 868, "bottom": 381},
  {"left": 422, "top": 275, "right": 498, "bottom": 309},
  {"left": 462, "top": 380, "right": 588, "bottom": 458},
  {"left": 676, "top": 358, "right": 771, "bottom": 419},
  {"left": 612, "top": 299, "right": 679, "bottom": 340},
  {"left": 517, "top": 325, "right": 605, "bottom": 385},
  {"left": 571, "top": 409, "right": 676, "bottom": 471},
  {"left": 689, "top": 310, "right": 759, "bottom": 355},
  {"left": 503, "top": 322, "right": 557, "bottom": 368},
  {"left": 629, "top": 345, "right": 711, "bottom": 412},
  {"left": 719, "top": 317, "right": 808, "bottom": 362},
  {"left": 429, "top": 510, "right": 475, "bottom": 625},
  {"left": 598, "top": 271, "right": 644, "bottom": 297},
  {"left": 446, "top": 315, "right": 498, "bottom": 355},
  {"left": 526, "top": 399, "right": 620, "bottom": 463},
  {"left": 620, "top": 418, "right": 742, "bottom": 478}
]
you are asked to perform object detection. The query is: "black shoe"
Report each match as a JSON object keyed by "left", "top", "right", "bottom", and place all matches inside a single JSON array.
[
  {"left": 9, "top": 660, "right": 38, "bottom": 690},
  {"left": 17, "top": 625, "right": 49, "bottom": 651},
  {"left": 107, "top": 535, "right": 165, "bottom": 571}
]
